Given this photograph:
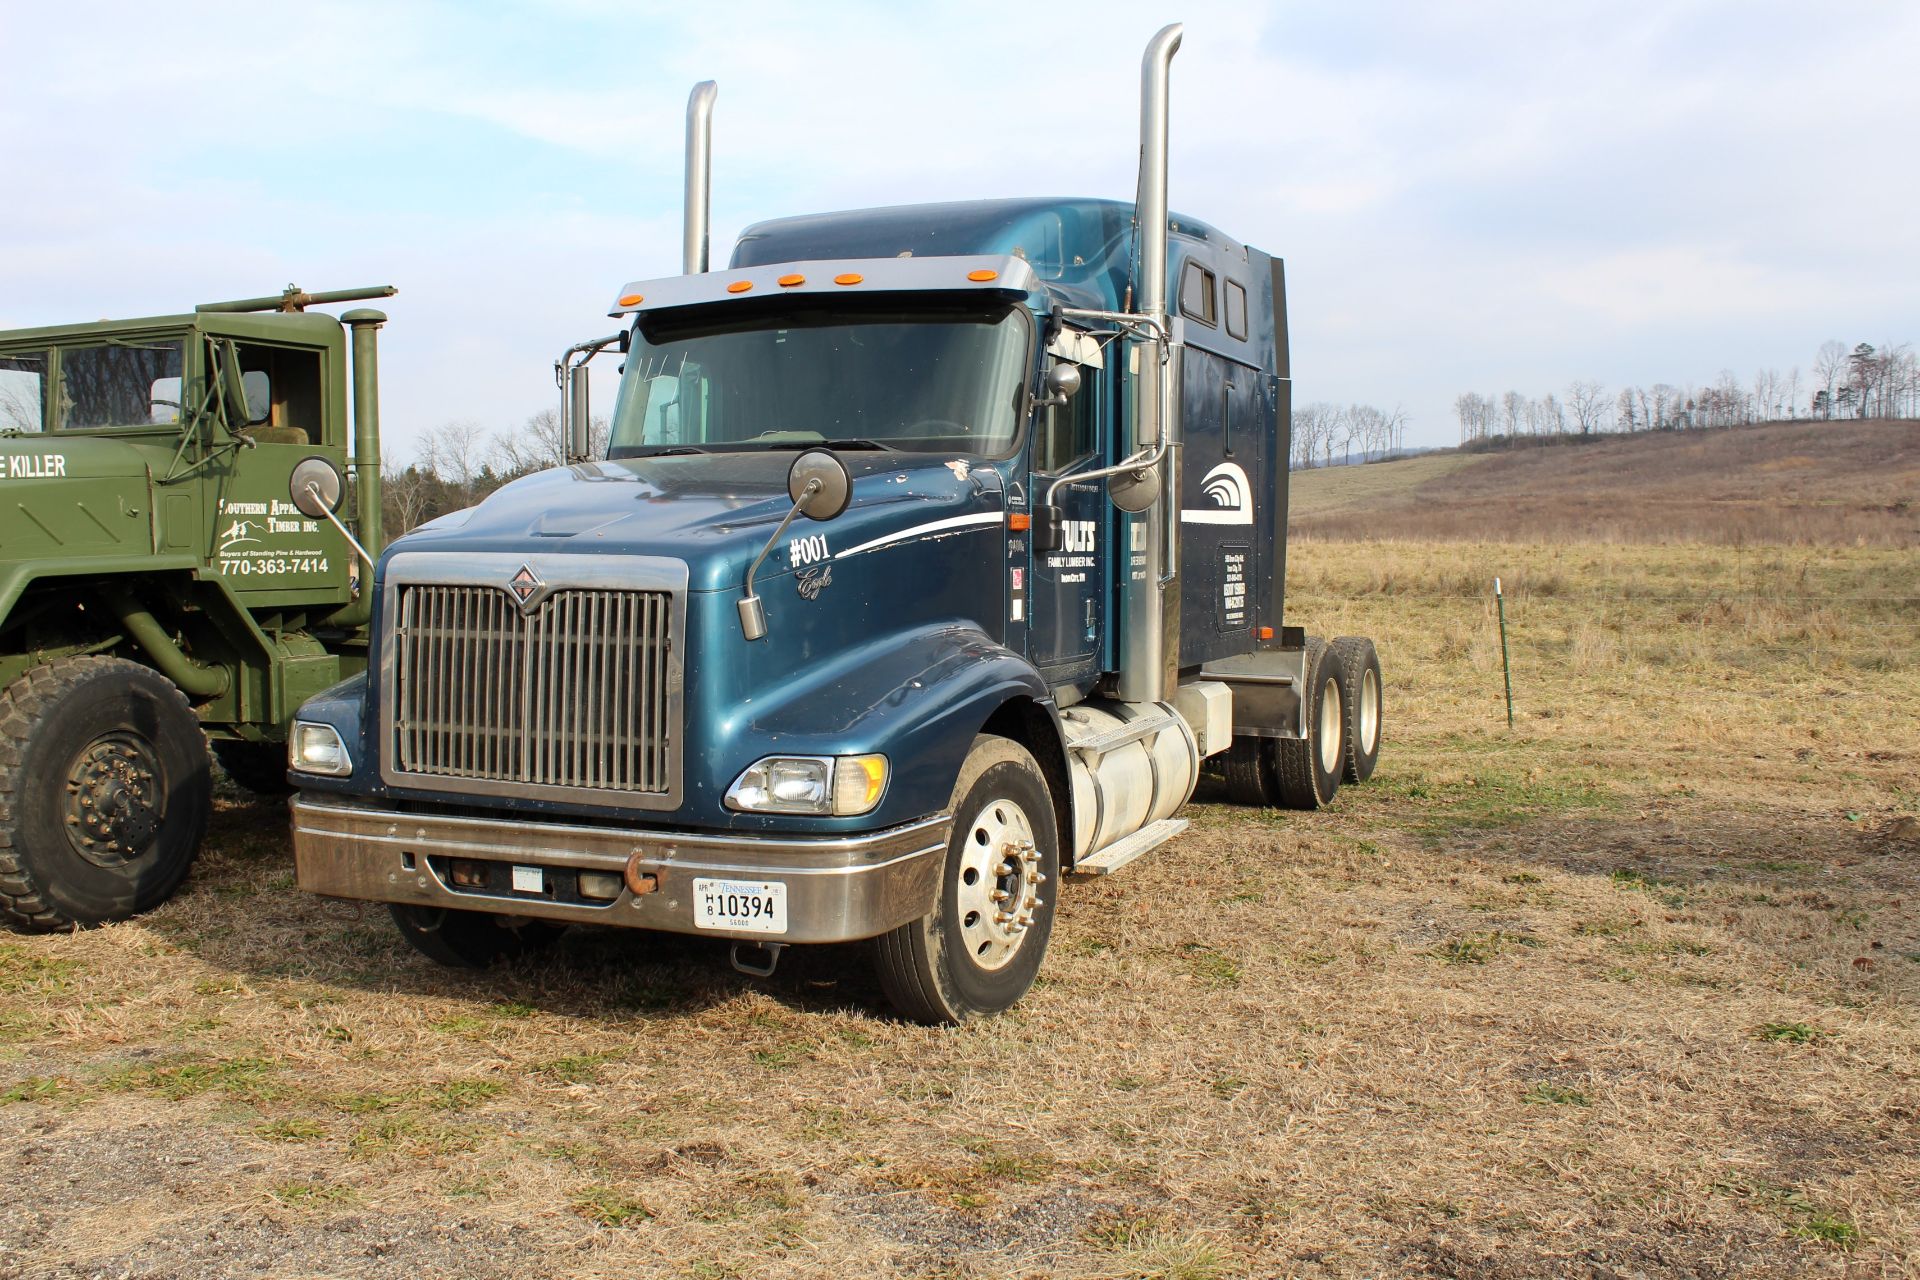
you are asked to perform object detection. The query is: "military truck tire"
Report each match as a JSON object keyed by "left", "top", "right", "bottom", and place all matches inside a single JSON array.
[
  {"left": 1331, "top": 637, "right": 1382, "bottom": 784},
  {"left": 0, "top": 657, "right": 212, "bottom": 931},
  {"left": 873, "top": 735, "right": 1059, "bottom": 1025},
  {"left": 1220, "top": 736, "right": 1278, "bottom": 807},
  {"left": 1273, "top": 639, "right": 1345, "bottom": 811},
  {"left": 388, "top": 904, "right": 565, "bottom": 968},
  {"left": 212, "top": 740, "right": 295, "bottom": 797}
]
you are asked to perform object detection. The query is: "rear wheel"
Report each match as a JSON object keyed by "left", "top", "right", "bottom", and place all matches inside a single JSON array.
[
  {"left": 872, "top": 736, "right": 1059, "bottom": 1024},
  {"left": 212, "top": 740, "right": 295, "bottom": 797},
  {"left": 0, "top": 657, "right": 212, "bottom": 931},
  {"left": 1273, "top": 639, "right": 1345, "bottom": 811},
  {"left": 1331, "top": 637, "right": 1382, "bottom": 783},
  {"left": 388, "top": 904, "right": 565, "bottom": 967},
  {"left": 1219, "top": 735, "right": 1277, "bottom": 807}
]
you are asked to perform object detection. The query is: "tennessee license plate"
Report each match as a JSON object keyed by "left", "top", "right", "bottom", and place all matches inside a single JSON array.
[{"left": 692, "top": 878, "right": 787, "bottom": 934}]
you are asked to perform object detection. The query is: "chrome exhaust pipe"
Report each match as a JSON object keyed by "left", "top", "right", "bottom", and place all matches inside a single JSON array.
[
  {"left": 1118, "top": 23, "right": 1182, "bottom": 705},
  {"left": 683, "top": 81, "right": 718, "bottom": 274}
]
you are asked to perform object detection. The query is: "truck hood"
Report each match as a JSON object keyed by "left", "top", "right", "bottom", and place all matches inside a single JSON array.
[{"left": 386, "top": 450, "right": 1007, "bottom": 593}]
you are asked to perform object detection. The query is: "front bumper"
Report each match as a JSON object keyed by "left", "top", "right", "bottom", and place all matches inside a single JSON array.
[{"left": 291, "top": 795, "right": 949, "bottom": 944}]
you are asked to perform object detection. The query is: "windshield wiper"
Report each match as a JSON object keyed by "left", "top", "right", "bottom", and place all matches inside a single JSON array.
[{"left": 758, "top": 437, "right": 896, "bottom": 452}]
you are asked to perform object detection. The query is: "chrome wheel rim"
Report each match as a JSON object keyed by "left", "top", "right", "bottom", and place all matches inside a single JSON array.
[
  {"left": 1359, "top": 667, "right": 1380, "bottom": 754},
  {"left": 954, "top": 794, "right": 1044, "bottom": 972},
  {"left": 1317, "top": 676, "right": 1344, "bottom": 777}
]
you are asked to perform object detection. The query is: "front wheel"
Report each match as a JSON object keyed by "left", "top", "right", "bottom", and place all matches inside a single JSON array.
[
  {"left": 389, "top": 904, "right": 565, "bottom": 967},
  {"left": 872, "top": 736, "right": 1059, "bottom": 1024},
  {"left": 0, "top": 657, "right": 211, "bottom": 931},
  {"left": 212, "top": 739, "right": 295, "bottom": 797}
]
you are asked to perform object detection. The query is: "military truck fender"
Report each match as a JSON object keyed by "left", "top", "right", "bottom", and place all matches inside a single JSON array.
[{"left": 725, "top": 622, "right": 1069, "bottom": 841}]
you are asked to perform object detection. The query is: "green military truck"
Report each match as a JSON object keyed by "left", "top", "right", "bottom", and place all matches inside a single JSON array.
[{"left": 0, "top": 285, "right": 392, "bottom": 930}]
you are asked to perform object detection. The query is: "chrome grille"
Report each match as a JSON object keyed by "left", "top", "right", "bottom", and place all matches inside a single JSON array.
[{"left": 392, "top": 584, "right": 673, "bottom": 793}]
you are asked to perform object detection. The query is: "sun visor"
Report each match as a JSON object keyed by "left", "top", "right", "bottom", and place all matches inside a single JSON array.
[{"left": 607, "top": 255, "right": 1039, "bottom": 318}]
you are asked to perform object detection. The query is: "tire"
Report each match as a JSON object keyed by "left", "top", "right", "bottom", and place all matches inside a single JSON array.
[
  {"left": 0, "top": 657, "right": 212, "bottom": 931},
  {"left": 1331, "top": 637, "right": 1382, "bottom": 784},
  {"left": 388, "top": 903, "right": 566, "bottom": 968},
  {"left": 1273, "top": 638, "right": 1345, "bottom": 811},
  {"left": 1220, "top": 735, "right": 1277, "bottom": 807},
  {"left": 872, "top": 735, "right": 1059, "bottom": 1024},
  {"left": 212, "top": 740, "right": 295, "bottom": 797}
]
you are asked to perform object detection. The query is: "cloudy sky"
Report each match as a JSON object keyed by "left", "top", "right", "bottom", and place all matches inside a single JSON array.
[{"left": 2, "top": 0, "right": 1913, "bottom": 453}]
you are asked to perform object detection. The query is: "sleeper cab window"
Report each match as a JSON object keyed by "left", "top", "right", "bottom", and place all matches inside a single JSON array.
[
  {"left": 1224, "top": 280, "right": 1249, "bottom": 341},
  {"left": 1178, "top": 261, "right": 1217, "bottom": 327}
]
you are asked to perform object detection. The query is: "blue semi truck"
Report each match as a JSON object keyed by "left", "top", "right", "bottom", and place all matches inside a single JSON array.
[{"left": 288, "top": 25, "right": 1384, "bottom": 1022}]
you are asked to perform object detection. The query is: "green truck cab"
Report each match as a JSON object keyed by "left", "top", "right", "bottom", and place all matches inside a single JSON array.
[{"left": 0, "top": 285, "right": 391, "bottom": 929}]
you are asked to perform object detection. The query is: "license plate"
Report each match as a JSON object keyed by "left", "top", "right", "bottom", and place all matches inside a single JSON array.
[
  {"left": 692, "top": 878, "right": 787, "bottom": 934},
  {"left": 510, "top": 865, "right": 544, "bottom": 894}
]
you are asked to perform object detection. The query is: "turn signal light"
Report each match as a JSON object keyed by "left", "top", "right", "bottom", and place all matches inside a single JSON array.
[
  {"left": 1008, "top": 513, "right": 1032, "bottom": 531},
  {"left": 1256, "top": 626, "right": 1274, "bottom": 640}
]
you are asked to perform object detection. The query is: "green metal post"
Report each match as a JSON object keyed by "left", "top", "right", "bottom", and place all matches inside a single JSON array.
[
  {"left": 1495, "top": 576, "right": 1514, "bottom": 729},
  {"left": 342, "top": 309, "right": 386, "bottom": 563}
]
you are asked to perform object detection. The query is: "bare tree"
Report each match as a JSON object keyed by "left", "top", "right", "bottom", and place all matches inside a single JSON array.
[
  {"left": 1565, "top": 380, "right": 1607, "bottom": 434},
  {"left": 1813, "top": 340, "right": 1848, "bottom": 418}
]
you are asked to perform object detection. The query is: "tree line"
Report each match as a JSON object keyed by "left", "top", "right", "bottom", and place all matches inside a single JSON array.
[
  {"left": 381, "top": 410, "right": 607, "bottom": 535},
  {"left": 1290, "top": 402, "right": 1409, "bottom": 470},
  {"left": 1455, "top": 339, "right": 1918, "bottom": 443}
]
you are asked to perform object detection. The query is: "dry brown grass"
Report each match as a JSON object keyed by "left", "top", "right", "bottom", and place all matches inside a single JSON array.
[
  {"left": 1293, "top": 419, "right": 1920, "bottom": 545},
  {"left": 3, "top": 538, "right": 1918, "bottom": 1278}
]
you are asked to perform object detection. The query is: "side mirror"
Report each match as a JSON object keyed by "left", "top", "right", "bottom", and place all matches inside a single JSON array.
[
  {"left": 1036, "top": 362, "right": 1082, "bottom": 409},
  {"left": 788, "top": 449, "right": 853, "bottom": 520},
  {"left": 289, "top": 456, "right": 343, "bottom": 517},
  {"left": 566, "top": 369, "right": 591, "bottom": 462},
  {"left": 740, "top": 449, "right": 855, "bottom": 641},
  {"left": 216, "top": 341, "right": 268, "bottom": 427},
  {"left": 1032, "top": 504, "right": 1063, "bottom": 553}
]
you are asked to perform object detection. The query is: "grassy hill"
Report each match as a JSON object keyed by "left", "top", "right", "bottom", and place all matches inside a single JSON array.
[{"left": 1290, "top": 418, "right": 1920, "bottom": 544}]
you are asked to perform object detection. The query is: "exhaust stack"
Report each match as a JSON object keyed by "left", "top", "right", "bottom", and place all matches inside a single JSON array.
[
  {"left": 683, "top": 81, "right": 718, "bottom": 274},
  {"left": 1117, "top": 22, "right": 1182, "bottom": 705}
]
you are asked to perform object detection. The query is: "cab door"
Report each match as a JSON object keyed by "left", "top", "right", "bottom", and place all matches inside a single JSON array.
[
  {"left": 1026, "top": 347, "right": 1107, "bottom": 683},
  {"left": 203, "top": 337, "right": 352, "bottom": 606}
]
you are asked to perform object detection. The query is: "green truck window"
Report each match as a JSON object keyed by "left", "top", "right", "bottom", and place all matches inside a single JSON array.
[
  {"left": 54, "top": 340, "right": 184, "bottom": 430},
  {"left": 0, "top": 353, "right": 48, "bottom": 431}
]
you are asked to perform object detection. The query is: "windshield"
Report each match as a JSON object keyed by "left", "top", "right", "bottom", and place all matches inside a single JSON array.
[{"left": 607, "top": 304, "right": 1030, "bottom": 458}]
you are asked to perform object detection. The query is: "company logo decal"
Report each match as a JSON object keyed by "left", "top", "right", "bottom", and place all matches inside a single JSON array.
[
  {"left": 1181, "top": 461, "right": 1254, "bottom": 525},
  {"left": 509, "top": 563, "right": 543, "bottom": 607},
  {"left": 218, "top": 518, "right": 261, "bottom": 552},
  {"left": 797, "top": 564, "right": 832, "bottom": 600}
]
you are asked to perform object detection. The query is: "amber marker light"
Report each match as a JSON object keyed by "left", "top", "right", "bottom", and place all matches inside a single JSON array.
[
  {"left": 966, "top": 268, "right": 999, "bottom": 282},
  {"left": 726, "top": 280, "right": 754, "bottom": 294},
  {"left": 834, "top": 272, "right": 864, "bottom": 286},
  {"left": 1256, "top": 626, "right": 1274, "bottom": 640},
  {"left": 777, "top": 273, "right": 806, "bottom": 287},
  {"left": 1008, "top": 513, "right": 1032, "bottom": 531},
  {"left": 617, "top": 293, "right": 644, "bottom": 306}
]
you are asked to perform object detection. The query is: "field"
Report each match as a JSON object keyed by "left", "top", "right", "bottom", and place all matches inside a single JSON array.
[
  {"left": 4, "top": 442, "right": 1919, "bottom": 1277},
  {"left": 1293, "top": 418, "right": 1919, "bottom": 545}
]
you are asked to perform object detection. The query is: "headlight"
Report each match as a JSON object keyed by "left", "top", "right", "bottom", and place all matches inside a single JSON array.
[
  {"left": 289, "top": 721, "right": 352, "bottom": 776},
  {"left": 726, "top": 754, "right": 888, "bottom": 816}
]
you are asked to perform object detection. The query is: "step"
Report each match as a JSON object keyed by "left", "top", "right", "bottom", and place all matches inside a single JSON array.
[
  {"left": 1064, "top": 711, "right": 1183, "bottom": 758},
  {"left": 1071, "top": 818, "right": 1189, "bottom": 876}
]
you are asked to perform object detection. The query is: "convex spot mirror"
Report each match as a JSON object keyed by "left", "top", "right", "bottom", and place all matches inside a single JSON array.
[
  {"left": 788, "top": 449, "right": 852, "bottom": 521},
  {"left": 290, "top": 456, "right": 344, "bottom": 518},
  {"left": 1037, "top": 362, "right": 1082, "bottom": 409}
]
